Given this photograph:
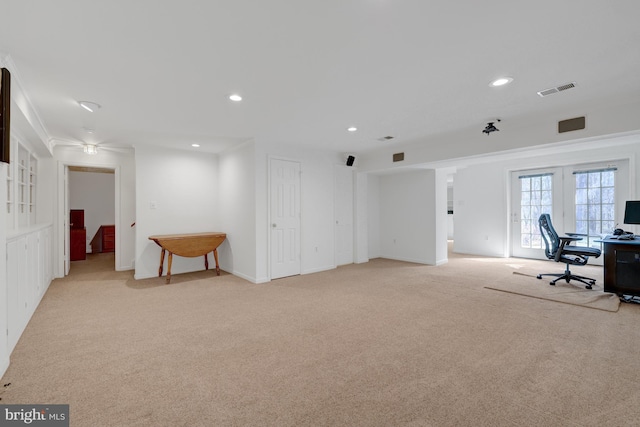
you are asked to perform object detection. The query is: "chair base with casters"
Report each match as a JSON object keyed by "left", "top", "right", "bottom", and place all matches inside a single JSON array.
[{"left": 536, "top": 265, "right": 596, "bottom": 289}]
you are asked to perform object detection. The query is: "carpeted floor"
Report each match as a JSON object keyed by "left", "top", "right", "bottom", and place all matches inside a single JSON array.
[{"left": 1, "top": 250, "right": 640, "bottom": 426}]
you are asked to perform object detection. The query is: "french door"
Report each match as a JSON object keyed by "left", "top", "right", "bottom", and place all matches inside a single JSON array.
[
  {"left": 511, "top": 168, "right": 563, "bottom": 259},
  {"left": 511, "top": 160, "right": 628, "bottom": 263}
]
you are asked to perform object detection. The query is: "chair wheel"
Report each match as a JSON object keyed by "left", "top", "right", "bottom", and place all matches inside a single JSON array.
[
  {"left": 586, "top": 285, "right": 592, "bottom": 290},
  {"left": 549, "top": 282, "right": 555, "bottom": 286},
  {"left": 536, "top": 275, "right": 542, "bottom": 279}
]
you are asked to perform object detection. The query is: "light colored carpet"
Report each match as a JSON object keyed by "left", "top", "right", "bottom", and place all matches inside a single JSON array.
[
  {"left": 2, "top": 251, "right": 640, "bottom": 426},
  {"left": 485, "top": 270, "right": 620, "bottom": 312}
]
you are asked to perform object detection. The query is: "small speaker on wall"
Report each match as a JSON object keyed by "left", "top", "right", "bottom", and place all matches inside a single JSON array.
[{"left": 346, "top": 155, "right": 355, "bottom": 166}]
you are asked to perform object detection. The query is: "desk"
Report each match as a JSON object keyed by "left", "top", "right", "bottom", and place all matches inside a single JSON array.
[
  {"left": 599, "top": 237, "right": 640, "bottom": 296},
  {"left": 148, "top": 232, "right": 226, "bottom": 284}
]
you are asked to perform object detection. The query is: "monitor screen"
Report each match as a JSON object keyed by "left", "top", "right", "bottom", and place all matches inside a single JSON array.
[{"left": 623, "top": 200, "right": 640, "bottom": 224}]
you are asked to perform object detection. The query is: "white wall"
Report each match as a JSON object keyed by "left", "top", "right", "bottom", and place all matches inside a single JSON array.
[
  {"left": 69, "top": 171, "right": 115, "bottom": 251},
  {"left": 366, "top": 174, "right": 381, "bottom": 259},
  {"left": 53, "top": 146, "right": 136, "bottom": 274},
  {"left": 217, "top": 141, "right": 257, "bottom": 282},
  {"left": 254, "top": 143, "right": 344, "bottom": 282},
  {"left": 134, "top": 145, "right": 219, "bottom": 279},
  {"left": 453, "top": 136, "right": 640, "bottom": 257},
  {"left": 377, "top": 170, "right": 438, "bottom": 264}
]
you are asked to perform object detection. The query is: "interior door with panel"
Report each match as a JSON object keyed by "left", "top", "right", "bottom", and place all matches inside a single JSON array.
[{"left": 270, "top": 158, "right": 301, "bottom": 279}]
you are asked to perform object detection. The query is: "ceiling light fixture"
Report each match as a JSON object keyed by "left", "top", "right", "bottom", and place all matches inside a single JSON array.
[
  {"left": 347, "top": 126, "right": 357, "bottom": 132},
  {"left": 191, "top": 144, "right": 200, "bottom": 147},
  {"left": 490, "top": 77, "right": 513, "bottom": 87},
  {"left": 229, "top": 94, "right": 242, "bottom": 102},
  {"left": 83, "top": 144, "right": 98, "bottom": 155},
  {"left": 78, "top": 101, "right": 101, "bottom": 112}
]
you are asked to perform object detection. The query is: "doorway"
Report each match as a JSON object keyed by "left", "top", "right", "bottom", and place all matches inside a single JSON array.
[{"left": 57, "top": 162, "right": 120, "bottom": 277}]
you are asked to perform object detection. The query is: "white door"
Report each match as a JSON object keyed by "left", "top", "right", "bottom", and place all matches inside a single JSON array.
[
  {"left": 511, "top": 168, "right": 563, "bottom": 259},
  {"left": 270, "top": 159, "right": 301, "bottom": 279},
  {"left": 335, "top": 165, "right": 354, "bottom": 266}
]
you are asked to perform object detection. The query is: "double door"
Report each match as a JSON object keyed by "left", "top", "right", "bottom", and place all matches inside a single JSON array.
[{"left": 511, "top": 160, "right": 629, "bottom": 263}]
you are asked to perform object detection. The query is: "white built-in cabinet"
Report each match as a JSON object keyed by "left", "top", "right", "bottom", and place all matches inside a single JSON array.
[
  {"left": 6, "top": 225, "right": 52, "bottom": 353},
  {"left": 3, "top": 135, "right": 52, "bottom": 359}
]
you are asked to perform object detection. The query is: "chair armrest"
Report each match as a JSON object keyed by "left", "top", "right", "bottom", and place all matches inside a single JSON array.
[
  {"left": 566, "top": 233, "right": 588, "bottom": 237},
  {"left": 559, "top": 236, "right": 582, "bottom": 242},
  {"left": 555, "top": 236, "right": 583, "bottom": 261}
]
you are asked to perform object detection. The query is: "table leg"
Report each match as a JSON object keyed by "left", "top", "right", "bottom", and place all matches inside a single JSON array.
[
  {"left": 204, "top": 253, "right": 209, "bottom": 270},
  {"left": 166, "top": 252, "right": 173, "bottom": 284},
  {"left": 213, "top": 248, "right": 221, "bottom": 276},
  {"left": 158, "top": 249, "right": 165, "bottom": 277}
]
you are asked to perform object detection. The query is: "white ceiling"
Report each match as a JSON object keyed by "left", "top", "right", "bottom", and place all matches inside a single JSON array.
[{"left": 1, "top": 0, "right": 639, "bottom": 155}]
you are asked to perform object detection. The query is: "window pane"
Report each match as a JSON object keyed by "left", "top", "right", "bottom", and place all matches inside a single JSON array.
[
  {"left": 576, "top": 174, "right": 588, "bottom": 188},
  {"left": 602, "top": 188, "right": 614, "bottom": 204},
  {"left": 576, "top": 220, "right": 588, "bottom": 234},
  {"left": 576, "top": 189, "right": 588, "bottom": 204},
  {"left": 541, "top": 175, "right": 552, "bottom": 190},
  {"left": 521, "top": 178, "right": 530, "bottom": 191},
  {"left": 576, "top": 204, "right": 588, "bottom": 220},
  {"left": 602, "top": 204, "right": 615, "bottom": 220},
  {"left": 602, "top": 171, "right": 614, "bottom": 187},
  {"left": 588, "top": 173, "right": 600, "bottom": 187}
]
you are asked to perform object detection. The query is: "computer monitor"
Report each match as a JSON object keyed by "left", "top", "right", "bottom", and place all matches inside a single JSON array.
[{"left": 623, "top": 200, "right": 640, "bottom": 224}]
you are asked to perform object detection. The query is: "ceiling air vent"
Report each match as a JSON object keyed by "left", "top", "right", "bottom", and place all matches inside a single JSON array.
[
  {"left": 377, "top": 136, "right": 395, "bottom": 142},
  {"left": 393, "top": 152, "right": 404, "bottom": 162},
  {"left": 537, "top": 82, "right": 576, "bottom": 97}
]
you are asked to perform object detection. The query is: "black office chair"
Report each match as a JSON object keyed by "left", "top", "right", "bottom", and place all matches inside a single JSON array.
[{"left": 537, "top": 213, "right": 602, "bottom": 289}]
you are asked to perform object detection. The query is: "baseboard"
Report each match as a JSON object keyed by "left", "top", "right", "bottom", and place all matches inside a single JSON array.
[
  {"left": 302, "top": 265, "right": 336, "bottom": 275},
  {"left": 380, "top": 255, "right": 432, "bottom": 265},
  {"left": 435, "top": 258, "right": 448, "bottom": 266}
]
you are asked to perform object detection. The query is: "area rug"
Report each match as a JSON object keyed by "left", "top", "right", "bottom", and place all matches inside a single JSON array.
[{"left": 485, "top": 271, "right": 620, "bottom": 312}]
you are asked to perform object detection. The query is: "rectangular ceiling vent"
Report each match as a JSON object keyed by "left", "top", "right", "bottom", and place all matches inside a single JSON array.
[
  {"left": 537, "top": 82, "right": 576, "bottom": 97},
  {"left": 377, "top": 135, "right": 395, "bottom": 142},
  {"left": 393, "top": 152, "right": 404, "bottom": 162}
]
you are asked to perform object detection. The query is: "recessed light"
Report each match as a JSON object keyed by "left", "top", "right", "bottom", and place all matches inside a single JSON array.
[
  {"left": 229, "top": 94, "right": 242, "bottom": 102},
  {"left": 78, "top": 101, "right": 101, "bottom": 112},
  {"left": 347, "top": 126, "right": 357, "bottom": 132},
  {"left": 490, "top": 77, "right": 513, "bottom": 87},
  {"left": 191, "top": 144, "right": 200, "bottom": 148}
]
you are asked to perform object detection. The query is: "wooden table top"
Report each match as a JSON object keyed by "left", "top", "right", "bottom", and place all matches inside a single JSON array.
[{"left": 149, "top": 232, "right": 226, "bottom": 257}]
